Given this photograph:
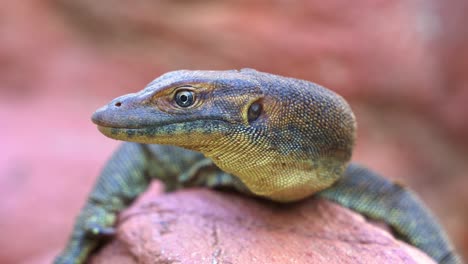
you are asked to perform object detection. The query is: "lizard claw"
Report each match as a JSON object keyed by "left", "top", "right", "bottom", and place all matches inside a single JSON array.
[{"left": 85, "top": 224, "right": 116, "bottom": 237}]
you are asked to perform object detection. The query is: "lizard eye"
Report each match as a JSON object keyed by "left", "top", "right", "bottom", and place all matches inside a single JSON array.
[
  {"left": 248, "top": 101, "right": 262, "bottom": 123},
  {"left": 174, "top": 90, "right": 195, "bottom": 107}
]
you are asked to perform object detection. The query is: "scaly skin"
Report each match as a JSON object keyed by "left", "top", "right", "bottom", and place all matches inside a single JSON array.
[{"left": 56, "top": 69, "right": 461, "bottom": 264}]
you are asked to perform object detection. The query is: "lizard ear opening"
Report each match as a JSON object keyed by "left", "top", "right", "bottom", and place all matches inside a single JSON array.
[{"left": 247, "top": 100, "right": 263, "bottom": 123}]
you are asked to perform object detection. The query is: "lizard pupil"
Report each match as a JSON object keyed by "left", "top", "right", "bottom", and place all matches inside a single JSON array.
[
  {"left": 248, "top": 101, "right": 262, "bottom": 123},
  {"left": 175, "top": 90, "right": 194, "bottom": 107}
]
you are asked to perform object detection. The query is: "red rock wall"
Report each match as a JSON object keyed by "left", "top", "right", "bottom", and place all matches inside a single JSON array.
[{"left": 1, "top": 0, "right": 467, "bottom": 262}]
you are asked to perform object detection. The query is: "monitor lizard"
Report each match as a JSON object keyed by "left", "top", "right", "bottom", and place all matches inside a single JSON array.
[{"left": 55, "top": 69, "right": 461, "bottom": 264}]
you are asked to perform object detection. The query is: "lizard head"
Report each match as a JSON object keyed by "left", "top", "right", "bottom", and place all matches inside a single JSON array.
[{"left": 92, "top": 69, "right": 356, "bottom": 202}]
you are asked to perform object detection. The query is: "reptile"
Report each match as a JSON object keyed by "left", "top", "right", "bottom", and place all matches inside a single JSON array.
[{"left": 55, "top": 69, "right": 461, "bottom": 264}]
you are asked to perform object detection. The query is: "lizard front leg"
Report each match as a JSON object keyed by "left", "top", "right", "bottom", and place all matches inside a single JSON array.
[
  {"left": 317, "top": 163, "right": 461, "bottom": 264},
  {"left": 55, "top": 143, "right": 227, "bottom": 264},
  {"left": 55, "top": 143, "right": 154, "bottom": 264}
]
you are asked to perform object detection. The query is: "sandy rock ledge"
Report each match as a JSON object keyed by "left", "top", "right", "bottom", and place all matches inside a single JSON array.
[{"left": 90, "top": 188, "right": 434, "bottom": 264}]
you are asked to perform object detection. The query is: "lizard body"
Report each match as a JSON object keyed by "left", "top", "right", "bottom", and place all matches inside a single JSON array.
[{"left": 56, "top": 69, "right": 461, "bottom": 263}]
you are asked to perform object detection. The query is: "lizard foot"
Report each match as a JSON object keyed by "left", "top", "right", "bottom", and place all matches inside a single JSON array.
[{"left": 55, "top": 205, "right": 117, "bottom": 264}]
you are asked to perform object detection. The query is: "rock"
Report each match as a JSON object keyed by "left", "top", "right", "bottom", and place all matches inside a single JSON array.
[{"left": 90, "top": 189, "right": 435, "bottom": 264}]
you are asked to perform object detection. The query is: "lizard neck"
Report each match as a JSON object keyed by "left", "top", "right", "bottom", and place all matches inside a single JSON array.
[
  {"left": 219, "top": 157, "right": 346, "bottom": 202},
  {"left": 199, "top": 140, "right": 348, "bottom": 202}
]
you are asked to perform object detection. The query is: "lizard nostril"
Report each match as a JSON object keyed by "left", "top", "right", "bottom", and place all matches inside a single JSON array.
[{"left": 114, "top": 102, "right": 122, "bottom": 107}]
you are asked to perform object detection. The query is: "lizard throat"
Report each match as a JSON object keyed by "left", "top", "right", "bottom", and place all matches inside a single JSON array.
[{"left": 199, "top": 139, "right": 346, "bottom": 202}]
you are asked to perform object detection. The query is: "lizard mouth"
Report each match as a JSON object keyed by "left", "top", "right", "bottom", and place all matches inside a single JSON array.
[
  {"left": 91, "top": 107, "right": 232, "bottom": 129},
  {"left": 94, "top": 119, "right": 232, "bottom": 145},
  {"left": 95, "top": 125, "right": 148, "bottom": 140},
  {"left": 90, "top": 102, "right": 234, "bottom": 144},
  {"left": 93, "top": 119, "right": 231, "bottom": 131}
]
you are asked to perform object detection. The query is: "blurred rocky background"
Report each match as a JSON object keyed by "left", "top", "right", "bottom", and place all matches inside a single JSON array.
[{"left": 0, "top": 0, "right": 467, "bottom": 262}]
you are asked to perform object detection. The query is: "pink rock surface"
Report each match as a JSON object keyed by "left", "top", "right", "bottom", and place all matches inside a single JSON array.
[{"left": 89, "top": 189, "right": 435, "bottom": 264}]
